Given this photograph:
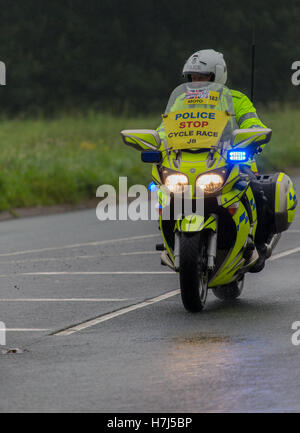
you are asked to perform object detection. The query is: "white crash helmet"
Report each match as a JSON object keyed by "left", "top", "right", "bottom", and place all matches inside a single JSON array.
[{"left": 182, "top": 49, "right": 227, "bottom": 85}]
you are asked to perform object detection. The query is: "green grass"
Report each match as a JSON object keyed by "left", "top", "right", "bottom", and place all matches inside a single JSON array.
[
  {"left": 257, "top": 108, "right": 300, "bottom": 172},
  {"left": 0, "top": 109, "right": 299, "bottom": 211},
  {"left": 0, "top": 112, "right": 157, "bottom": 210}
]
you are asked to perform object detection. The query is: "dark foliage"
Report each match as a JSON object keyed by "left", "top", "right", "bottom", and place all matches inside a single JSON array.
[{"left": 0, "top": 0, "right": 299, "bottom": 114}]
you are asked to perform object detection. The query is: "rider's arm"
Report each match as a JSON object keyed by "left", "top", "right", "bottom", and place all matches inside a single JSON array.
[
  {"left": 232, "top": 90, "right": 267, "bottom": 129},
  {"left": 232, "top": 90, "right": 268, "bottom": 173}
]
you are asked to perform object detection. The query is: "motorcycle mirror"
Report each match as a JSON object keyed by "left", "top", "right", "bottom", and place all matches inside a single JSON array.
[
  {"left": 121, "top": 129, "right": 161, "bottom": 151},
  {"left": 231, "top": 128, "right": 272, "bottom": 149}
]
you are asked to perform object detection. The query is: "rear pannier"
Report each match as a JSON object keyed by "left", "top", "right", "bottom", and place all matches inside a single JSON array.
[{"left": 256, "top": 172, "right": 297, "bottom": 233}]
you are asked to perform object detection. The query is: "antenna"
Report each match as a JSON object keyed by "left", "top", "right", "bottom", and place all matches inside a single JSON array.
[{"left": 251, "top": 24, "right": 256, "bottom": 102}]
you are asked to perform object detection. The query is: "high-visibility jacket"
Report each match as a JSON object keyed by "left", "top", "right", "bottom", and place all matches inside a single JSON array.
[{"left": 230, "top": 89, "right": 266, "bottom": 129}]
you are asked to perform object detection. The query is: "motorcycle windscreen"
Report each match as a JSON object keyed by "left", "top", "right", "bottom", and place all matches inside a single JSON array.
[
  {"left": 162, "top": 108, "right": 230, "bottom": 150},
  {"left": 162, "top": 82, "right": 236, "bottom": 150}
]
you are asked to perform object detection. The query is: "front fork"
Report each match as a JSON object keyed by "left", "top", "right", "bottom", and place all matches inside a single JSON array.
[
  {"left": 174, "top": 214, "right": 218, "bottom": 272},
  {"left": 207, "top": 215, "right": 218, "bottom": 270},
  {"left": 174, "top": 232, "right": 180, "bottom": 271}
]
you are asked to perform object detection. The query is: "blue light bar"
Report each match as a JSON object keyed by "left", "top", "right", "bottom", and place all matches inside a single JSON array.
[
  {"left": 228, "top": 150, "right": 248, "bottom": 162},
  {"left": 148, "top": 181, "right": 158, "bottom": 192}
]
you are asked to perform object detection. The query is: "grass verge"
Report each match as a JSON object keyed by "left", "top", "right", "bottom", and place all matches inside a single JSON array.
[{"left": 0, "top": 108, "right": 299, "bottom": 211}]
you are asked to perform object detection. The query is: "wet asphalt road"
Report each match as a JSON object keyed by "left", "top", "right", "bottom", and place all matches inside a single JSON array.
[{"left": 0, "top": 178, "right": 299, "bottom": 413}]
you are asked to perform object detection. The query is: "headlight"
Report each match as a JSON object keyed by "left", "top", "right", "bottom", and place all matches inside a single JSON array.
[
  {"left": 164, "top": 173, "right": 188, "bottom": 193},
  {"left": 196, "top": 173, "right": 224, "bottom": 193}
]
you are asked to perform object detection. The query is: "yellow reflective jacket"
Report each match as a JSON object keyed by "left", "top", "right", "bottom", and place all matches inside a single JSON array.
[{"left": 230, "top": 90, "right": 266, "bottom": 129}]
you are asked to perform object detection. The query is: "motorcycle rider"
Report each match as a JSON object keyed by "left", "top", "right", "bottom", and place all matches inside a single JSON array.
[
  {"left": 158, "top": 49, "right": 267, "bottom": 164},
  {"left": 157, "top": 49, "right": 271, "bottom": 272}
]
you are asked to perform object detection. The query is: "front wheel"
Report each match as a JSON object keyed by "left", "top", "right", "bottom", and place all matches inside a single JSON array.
[
  {"left": 212, "top": 276, "right": 244, "bottom": 301},
  {"left": 179, "top": 233, "right": 208, "bottom": 312}
]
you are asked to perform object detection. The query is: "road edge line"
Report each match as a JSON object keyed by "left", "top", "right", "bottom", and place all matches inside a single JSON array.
[{"left": 53, "top": 289, "right": 180, "bottom": 336}]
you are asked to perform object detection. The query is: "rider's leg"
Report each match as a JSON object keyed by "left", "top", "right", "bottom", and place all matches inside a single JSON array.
[{"left": 241, "top": 163, "right": 274, "bottom": 272}]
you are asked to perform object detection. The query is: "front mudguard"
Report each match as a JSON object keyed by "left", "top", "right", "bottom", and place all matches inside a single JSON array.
[
  {"left": 171, "top": 214, "right": 217, "bottom": 272},
  {"left": 175, "top": 214, "right": 217, "bottom": 233}
]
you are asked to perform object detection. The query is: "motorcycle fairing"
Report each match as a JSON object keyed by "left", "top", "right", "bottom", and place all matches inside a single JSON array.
[
  {"left": 208, "top": 199, "right": 251, "bottom": 287},
  {"left": 175, "top": 214, "right": 217, "bottom": 233}
]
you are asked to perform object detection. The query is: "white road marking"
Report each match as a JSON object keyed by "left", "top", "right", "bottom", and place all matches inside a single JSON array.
[
  {"left": 0, "top": 298, "right": 131, "bottom": 302},
  {"left": 0, "top": 271, "right": 174, "bottom": 277},
  {"left": 0, "top": 234, "right": 160, "bottom": 258},
  {"left": 270, "top": 246, "right": 300, "bottom": 261},
  {"left": 54, "top": 290, "right": 180, "bottom": 336},
  {"left": 4, "top": 328, "right": 50, "bottom": 332},
  {"left": 0, "top": 251, "right": 160, "bottom": 265},
  {"left": 5, "top": 230, "right": 300, "bottom": 336},
  {"left": 52, "top": 242, "right": 300, "bottom": 336}
]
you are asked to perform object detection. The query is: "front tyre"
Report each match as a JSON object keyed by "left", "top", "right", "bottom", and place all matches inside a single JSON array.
[
  {"left": 179, "top": 233, "right": 208, "bottom": 312},
  {"left": 212, "top": 276, "right": 244, "bottom": 301}
]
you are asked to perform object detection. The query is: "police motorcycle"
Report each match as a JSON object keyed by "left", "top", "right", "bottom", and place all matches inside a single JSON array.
[{"left": 121, "top": 82, "right": 297, "bottom": 312}]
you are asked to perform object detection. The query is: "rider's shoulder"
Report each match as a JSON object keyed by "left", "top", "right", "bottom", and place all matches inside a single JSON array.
[{"left": 229, "top": 89, "right": 248, "bottom": 100}]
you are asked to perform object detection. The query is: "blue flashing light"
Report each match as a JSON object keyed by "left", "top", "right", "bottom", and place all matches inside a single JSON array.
[
  {"left": 148, "top": 181, "right": 158, "bottom": 192},
  {"left": 228, "top": 150, "right": 248, "bottom": 162}
]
